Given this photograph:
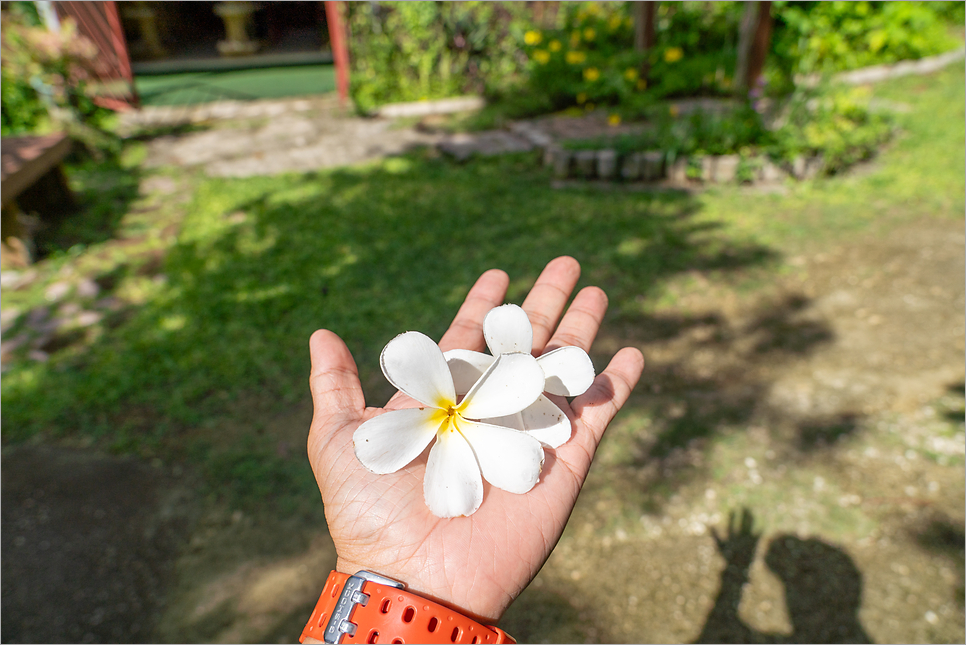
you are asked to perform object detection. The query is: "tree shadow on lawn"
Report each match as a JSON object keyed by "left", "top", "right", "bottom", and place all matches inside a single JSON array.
[
  {"left": 3, "top": 153, "right": 782, "bottom": 447},
  {"left": 1, "top": 154, "right": 785, "bottom": 641},
  {"left": 27, "top": 153, "right": 145, "bottom": 258},
  {"left": 627, "top": 292, "right": 840, "bottom": 455},
  {"left": 585, "top": 287, "right": 868, "bottom": 518}
]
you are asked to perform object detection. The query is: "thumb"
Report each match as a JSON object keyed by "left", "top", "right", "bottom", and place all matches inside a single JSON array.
[{"left": 309, "top": 329, "right": 366, "bottom": 432}]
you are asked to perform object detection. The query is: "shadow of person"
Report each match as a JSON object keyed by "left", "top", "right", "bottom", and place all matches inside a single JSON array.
[{"left": 696, "top": 509, "right": 873, "bottom": 644}]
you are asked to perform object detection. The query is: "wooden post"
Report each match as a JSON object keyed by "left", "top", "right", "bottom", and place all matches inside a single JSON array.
[{"left": 324, "top": 1, "right": 350, "bottom": 106}]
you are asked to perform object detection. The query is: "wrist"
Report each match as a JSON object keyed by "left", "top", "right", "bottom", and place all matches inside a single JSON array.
[
  {"left": 335, "top": 558, "right": 504, "bottom": 624},
  {"left": 300, "top": 569, "right": 514, "bottom": 644}
]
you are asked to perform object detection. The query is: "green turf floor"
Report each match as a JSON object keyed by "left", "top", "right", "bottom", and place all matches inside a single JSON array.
[{"left": 135, "top": 64, "right": 336, "bottom": 106}]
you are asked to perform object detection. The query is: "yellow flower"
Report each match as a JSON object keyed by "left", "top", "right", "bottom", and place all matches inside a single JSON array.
[
  {"left": 549, "top": 39, "right": 562, "bottom": 52},
  {"left": 566, "top": 50, "right": 587, "bottom": 65},
  {"left": 524, "top": 30, "right": 542, "bottom": 46},
  {"left": 624, "top": 68, "right": 638, "bottom": 82},
  {"left": 608, "top": 114, "right": 622, "bottom": 126},
  {"left": 583, "top": 27, "right": 596, "bottom": 41},
  {"left": 664, "top": 47, "right": 684, "bottom": 63},
  {"left": 583, "top": 67, "right": 600, "bottom": 82},
  {"left": 636, "top": 78, "right": 647, "bottom": 91},
  {"left": 576, "top": 92, "right": 587, "bottom": 104},
  {"left": 533, "top": 49, "right": 550, "bottom": 65},
  {"left": 586, "top": 2, "right": 599, "bottom": 15},
  {"left": 669, "top": 104, "right": 680, "bottom": 118},
  {"left": 608, "top": 15, "right": 623, "bottom": 31},
  {"left": 570, "top": 31, "right": 581, "bottom": 48}
]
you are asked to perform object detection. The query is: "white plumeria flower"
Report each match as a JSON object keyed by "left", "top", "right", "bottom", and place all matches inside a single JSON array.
[
  {"left": 353, "top": 330, "right": 548, "bottom": 518},
  {"left": 444, "top": 304, "right": 595, "bottom": 449}
]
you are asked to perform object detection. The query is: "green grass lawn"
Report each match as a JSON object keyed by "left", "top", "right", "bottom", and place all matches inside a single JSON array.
[
  {"left": 2, "top": 64, "right": 963, "bottom": 511},
  {"left": 134, "top": 65, "right": 337, "bottom": 106}
]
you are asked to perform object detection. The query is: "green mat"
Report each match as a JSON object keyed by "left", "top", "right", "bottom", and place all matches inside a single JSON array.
[{"left": 135, "top": 65, "right": 336, "bottom": 106}]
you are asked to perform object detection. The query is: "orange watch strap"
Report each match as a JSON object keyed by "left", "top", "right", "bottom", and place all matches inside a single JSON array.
[{"left": 300, "top": 570, "right": 515, "bottom": 644}]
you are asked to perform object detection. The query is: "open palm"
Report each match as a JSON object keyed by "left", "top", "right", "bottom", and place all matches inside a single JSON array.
[{"left": 307, "top": 257, "right": 644, "bottom": 623}]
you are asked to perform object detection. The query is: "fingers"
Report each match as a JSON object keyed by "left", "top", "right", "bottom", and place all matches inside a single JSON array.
[
  {"left": 544, "top": 286, "right": 608, "bottom": 354},
  {"left": 308, "top": 329, "right": 366, "bottom": 430},
  {"left": 571, "top": 347, "right": 645, "bottom": 449},
  {"left": 521, "top": 256, "right": 581, "bottom": 354},
  {"left": 439, "top": 269, "right": 509, "bottom": 352}
]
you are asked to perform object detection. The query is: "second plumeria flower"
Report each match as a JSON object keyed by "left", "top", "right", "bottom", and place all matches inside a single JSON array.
[
  {"left": 445, "top": 304, "right": 595, "bottom": 449},
  {"left": 353, "top": 331, "right": 547, "bottom": 518}
]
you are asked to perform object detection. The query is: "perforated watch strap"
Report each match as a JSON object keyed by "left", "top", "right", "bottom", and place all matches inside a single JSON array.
[{"left": 300, "top": 570, "right": 515, "bottom": 644}]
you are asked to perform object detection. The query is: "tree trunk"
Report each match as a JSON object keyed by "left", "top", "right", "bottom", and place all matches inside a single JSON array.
[
  {"left": 634, "top": 1, "right": 657, "bottom": 81},
  {"left": 735, "top": 1, "right": 772, "bottom": 94}
]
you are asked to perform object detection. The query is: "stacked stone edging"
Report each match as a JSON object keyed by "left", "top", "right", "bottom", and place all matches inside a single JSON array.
[{"left": 542, "top": 146, "right": 825, "bottom": 184}]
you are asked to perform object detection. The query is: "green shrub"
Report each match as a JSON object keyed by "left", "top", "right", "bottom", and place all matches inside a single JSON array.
[
  {"left": 772, "top": 1, "right": 964, "bottom": 80},
  {"left": 768, "top": 84, "right": 895, "bottom": 174},
  {"left": 345, "top": 1, "right": 532, "bottom": 114}
]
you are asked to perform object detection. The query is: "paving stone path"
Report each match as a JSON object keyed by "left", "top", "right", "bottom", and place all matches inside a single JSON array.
[{"left": 123, "top": 94, "right": 649, "bottom": 177}]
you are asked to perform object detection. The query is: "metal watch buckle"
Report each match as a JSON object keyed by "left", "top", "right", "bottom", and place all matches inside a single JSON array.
[{"left": 324, "top": 571, "right": 406, "bottom": 644}]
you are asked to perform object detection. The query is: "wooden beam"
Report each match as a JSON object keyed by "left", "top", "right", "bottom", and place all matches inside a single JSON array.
[{"left": 324, "top": 1, "right": 350, "bottom": 106}]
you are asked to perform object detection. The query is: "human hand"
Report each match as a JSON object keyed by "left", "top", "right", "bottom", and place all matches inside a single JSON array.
[{"left": 306, "top": 256, "right": 644, "bottom": 623}]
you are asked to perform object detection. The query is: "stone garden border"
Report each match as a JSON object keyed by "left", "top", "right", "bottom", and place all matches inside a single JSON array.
[{"left": 541, "top": 145, "right": 825, "bottom": 185}]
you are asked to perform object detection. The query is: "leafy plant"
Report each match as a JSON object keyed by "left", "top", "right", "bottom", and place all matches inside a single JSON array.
[
  {"left": 345, "top": 2, "right": 532, "bottom": 114},
  {"left": 768, "top": 84, "right": 895, "bottom": 174},
  {"left": 771, "top": 1, "right": 964, "bottom": 84},
  {"left": 1, "top": 1, "right": 117, "bottom": 146}
]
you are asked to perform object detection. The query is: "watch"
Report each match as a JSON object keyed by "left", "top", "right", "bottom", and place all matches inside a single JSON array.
[{"left": 299, "top": 570, "right": 515, "bottom": 644}]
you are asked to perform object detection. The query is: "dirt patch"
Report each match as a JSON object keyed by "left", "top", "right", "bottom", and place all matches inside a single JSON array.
[{"left": 1, "top": 445, "right": 196, "bottom": 643}]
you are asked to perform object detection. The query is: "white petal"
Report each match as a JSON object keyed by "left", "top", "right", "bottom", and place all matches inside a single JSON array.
[
  {"left": 483, "top": 304, "right": 533, "bottom": 355},
  {"left": 380, "top": 331, "right": 455, "bottom": 408},
  {"left": 423, "top": 426, "right": 483, "bottom": 518},
  {"left": 444, "top": 349, "right": 495, "bottom": 395},
  {"left": 460, "top": 420, "right": 544, "bottom": 494},
  {"left": 353, "top": 408, "right": 442, "bottom": 474},
  {"left": 537, "top": 346, "right": 595, "bottom": 396},
  {"left": 459, "top": 352, "right": 545, "bottom": 420},
  {"left": 484, "top": 411, "right": 525, "bottom": 431},
  {"left": 521, "top": 395, "right": 572, "bottom": 448}
]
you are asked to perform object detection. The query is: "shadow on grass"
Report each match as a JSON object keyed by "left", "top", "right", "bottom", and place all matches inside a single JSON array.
[
  {"left": 30, "top": 152, "right": 144, "bottom": 257},
  {"left": 0, "top": 152, "right": 781, "bottom": 641},
  {"left": 3, "top": 152, "right": 779, "bottom": 461}
]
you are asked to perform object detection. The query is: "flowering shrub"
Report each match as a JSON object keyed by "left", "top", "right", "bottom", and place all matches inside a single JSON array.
[
  {"left": 1, "top": 3, "right": 110, "bottom": 135},
  {"left": 345, "top": 1, "right": 963, "bottom": 125}
]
